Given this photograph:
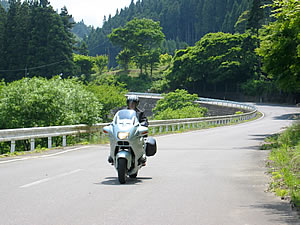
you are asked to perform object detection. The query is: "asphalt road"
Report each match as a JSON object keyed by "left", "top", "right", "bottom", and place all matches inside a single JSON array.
[{"left": 0, "top": 104, "right": 299, "bottom": 225}]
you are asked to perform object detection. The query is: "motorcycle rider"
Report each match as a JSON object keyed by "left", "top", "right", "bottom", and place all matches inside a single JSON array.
[
  {"left": 108, "top": 95, "right": 148, "bottom": 166},
  {"left": 126, "top": 95, "right": 148, "bottom": 127}
]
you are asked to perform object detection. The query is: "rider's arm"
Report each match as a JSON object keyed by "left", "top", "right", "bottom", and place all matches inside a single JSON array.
[{"left": 139, "top": 111, "right": 149, "bottom": 127}]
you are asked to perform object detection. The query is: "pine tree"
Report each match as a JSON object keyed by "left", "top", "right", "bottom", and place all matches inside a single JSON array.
[
  {"left": 78, "top": 41, "right": 89, "bottom": 56},
  {"left": 0, "top": 4, "right": 6, "bottom": 72},
  {"left": 58, "top": 6, "right": 75, "bottom": 76},
  {"left": 2, "top": 0, "right": 30, "bottom": 81},
  {"left": 247, "top": 0, "right": 264, "bottom": 35}
]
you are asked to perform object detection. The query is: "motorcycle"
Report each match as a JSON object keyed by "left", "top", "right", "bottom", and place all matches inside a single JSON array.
[{"left": 103, "top": 109, "right": 157, "bottom": 184}]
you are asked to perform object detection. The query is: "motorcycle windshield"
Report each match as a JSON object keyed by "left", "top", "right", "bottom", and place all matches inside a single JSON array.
[
  {"left": 117, "top": 110, "right": 137, "bottom": 120},
  {"left": 114, "top": 110, "right": 138, "bottom": 126}
]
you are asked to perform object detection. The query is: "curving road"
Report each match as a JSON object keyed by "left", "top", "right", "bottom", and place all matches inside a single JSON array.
[{"left": 0, "top": 104, "right": 299, "bottom": 225}]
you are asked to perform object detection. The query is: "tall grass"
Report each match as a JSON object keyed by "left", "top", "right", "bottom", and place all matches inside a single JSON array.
[{"left": 266, "top": 123, "right": 300, "bottom": 210}]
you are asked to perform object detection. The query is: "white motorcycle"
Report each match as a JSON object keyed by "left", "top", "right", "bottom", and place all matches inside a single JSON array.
[{"left": 103, "top": 109, "right": 156, "bottom": 184}]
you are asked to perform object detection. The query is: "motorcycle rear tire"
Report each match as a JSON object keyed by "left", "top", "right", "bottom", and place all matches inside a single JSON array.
[{"left": 118, "top": 158, "right": 127, "bottom": 184}]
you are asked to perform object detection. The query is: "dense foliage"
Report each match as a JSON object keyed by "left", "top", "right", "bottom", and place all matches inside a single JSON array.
[
  {"left": 257, "top": 0, "right": 300, "bottom": 93},
  {"left": 72, "top": 20, "right": 93, "bottom": 40},
  {"left": 153, "top": 89, "right": 207, "bottom": 120},
  {"left": 162, "top": 32, "right": 258, "bottom": 94},
  {"left": 85, "top": 0, "right": 250, "bottom": 67},
  {"left": 108, "top": 18, "right": 165, "bottom": 74},
  {"left": 88, "top": 83, "right": 127, "bottom": 122},
  {"left": 73, "top": 54, "right": 108, "bottom": 82},
  {"left": 0, "top": 77, "right": 102, "bottom": 129},
  {"left": 0, "top": 0, "right": 75, "bottom": 82}
]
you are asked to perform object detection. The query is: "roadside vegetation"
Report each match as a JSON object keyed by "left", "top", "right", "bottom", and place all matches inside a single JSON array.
[
  {"left": 263, "top": 123, "right": 300, "bottom": 210},
  {"left": 0, "top": 0, "right": 298, "bottom": 155},
  {"left": 152, "top": 89, "right": 208, "bottom": 120},
  {"left": 0, "top": 77, "right": 126, "bottom": 154}
]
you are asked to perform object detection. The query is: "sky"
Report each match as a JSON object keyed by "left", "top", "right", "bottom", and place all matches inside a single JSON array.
[{"left": 49, "top": 0, "right": 134, "bottom": 27}]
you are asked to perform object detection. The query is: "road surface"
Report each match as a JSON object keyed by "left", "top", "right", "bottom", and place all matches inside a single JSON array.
[{"left": 0, "top": 103, "right": 299, "bottom": 225}]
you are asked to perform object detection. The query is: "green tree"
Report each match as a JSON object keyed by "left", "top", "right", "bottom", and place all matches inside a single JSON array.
[
  {"left": 0, "top": 77, "right": 102, "bottom": 129},
  {"left": 2, "top": 0, "right": 30, "bottom": 81},
  {"left": 0, "top": 1, "right": 75, "bottom": 81},
  {"left": 167, "top": 32, "right": 258, "bottom": 93},
  {"left": 257, "top": 0, "right": 300, "bottom": 92},
  {"left": 235, "top": 10, "right": 249, "bottom": 33},
  {"left": 87, "top": 0, "right": 251, "bottom": 66},
  {"left": 247, "top": 0, "right": 264, "bottom": 36},
  {"left": 88, "top": 83, "right": 127, "bottom": 121},
  {"left": 153, "top": 89, "right": 207, "bottom": 119},
  {"left": 78, "top": 41, "right": 89, "bottom": 55},
  {"left": 0, "top": 4, "right": 6, "bottom": 71},
  {"left": 108, "top": 18, "right": 165, "bottom": 74},
  {"left": 73, "top": 54, "right": 94, "bottom": 80},
  {"left": 116, "top": 49, "right": 133, "bottom": 71},
  {"left": 93, "top": 55, "right": 108, "bottom": 75},
  {"left": 153, "top": 89, "right": 198, "bottom": 113}
]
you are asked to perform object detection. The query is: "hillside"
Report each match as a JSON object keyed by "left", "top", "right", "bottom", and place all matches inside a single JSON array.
[
  {"left": 85, "top": 0, "right": 250, "bottom": 66},
  {"left": 71, "top": 20, "right": 93, "bottom": 40}
]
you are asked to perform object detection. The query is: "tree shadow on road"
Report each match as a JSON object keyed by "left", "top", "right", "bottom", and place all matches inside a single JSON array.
[
  {"left": 273, "top": 113, "right": 300, "bottom": 121},
  {"left": 96, "top": 177, "right": 152, "bottom": 186},
  {"left": 247, "top": 202, "right": 300, "bottom": 224}
]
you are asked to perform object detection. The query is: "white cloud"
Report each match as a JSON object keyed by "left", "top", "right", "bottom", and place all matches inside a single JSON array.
[{"left": 49, "top": 0, "right": 133, "bottom": 27}]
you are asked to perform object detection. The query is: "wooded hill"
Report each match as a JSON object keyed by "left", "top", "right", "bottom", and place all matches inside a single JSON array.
[{"left": 85, "top": 0, "right": 250, "bottom": 61}]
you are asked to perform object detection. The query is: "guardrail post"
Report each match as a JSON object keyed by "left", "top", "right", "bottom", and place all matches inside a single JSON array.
[
  {"left": 193, "top": 123, "right": 195, "bottom": 128},
  {"left": 62, "top": 136, "right": 67, "bottom": 147},
  {"left": 166, "top": 125, "right": 169, "bottom": 132},
  {"left": 188, "top": 123, "right": 190, "bottom": 129},
  {"left": 172, "top": 125, "right": 175, "bottom": 132},
  {"left": 48, "top": 137, "right": 52, "bottom": 149},
  {"left": 177, "top": 124, "right": 180, "bottom": 131},
  {"left": 30, "top": 138, "right": 35, "bottom": 151},
  {"left": 152, "top": 127, "right": 155, "bottom": 135},
  {"left": 11, "top": 141, "right": 15, "bottom": 153},
  {"left": 159, "top": 126, "right": 163, "bottom": 133},
  {"left": 99, "top": 131, "right": 103, "bottom": 141}
]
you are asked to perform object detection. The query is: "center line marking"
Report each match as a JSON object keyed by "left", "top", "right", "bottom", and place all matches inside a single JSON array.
[{"left": 20, "top": 169, "right": 82, "bottom": 188}]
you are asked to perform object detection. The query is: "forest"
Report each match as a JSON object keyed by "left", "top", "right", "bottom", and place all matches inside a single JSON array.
[
  {"left": 0, "top": 0, "right": 299, "bottom": 103},
  {"left": 85, "top": 0, "right": 252, "bottom": 66}
]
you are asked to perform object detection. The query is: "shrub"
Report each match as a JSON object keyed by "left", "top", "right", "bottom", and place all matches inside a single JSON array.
[
  {"left": 153, "top": 89, "right": 207, "bottom": 119},
  {"left": 0, "top": 77, "right": 102, "bottom": 129},
  {"left": 154, "top": 106, "right": 207, "bottom": 120},
  {"left": 88, "top": 83, "right": 127, "bottom": 122}
]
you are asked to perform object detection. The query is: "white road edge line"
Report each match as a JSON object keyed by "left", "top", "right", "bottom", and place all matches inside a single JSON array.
[
  {"left": 0, "top": 146, "right": 91, "bottom": 165},
  {"left": 20, "top": 169, "right": 82, "bottom": 188}
]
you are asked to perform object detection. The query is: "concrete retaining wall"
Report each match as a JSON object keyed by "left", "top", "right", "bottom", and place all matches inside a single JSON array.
[{"left": 138, "top": 97, "right": 248, "bottom": 117}]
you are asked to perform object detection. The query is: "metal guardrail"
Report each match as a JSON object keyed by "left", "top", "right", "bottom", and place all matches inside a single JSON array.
[
  {"left": 0, "top": 93, "right": 257, "bottom": 154},
  {"left": 128, "top": 92, "right": 256, "bottom": 111}
]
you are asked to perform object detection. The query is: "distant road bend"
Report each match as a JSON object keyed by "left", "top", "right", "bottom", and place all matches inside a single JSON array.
[{"left": 0, "top": 103, "right": 299, "bottom": 225}]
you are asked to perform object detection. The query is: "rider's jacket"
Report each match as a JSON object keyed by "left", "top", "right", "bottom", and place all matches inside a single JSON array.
[{"left": 127, "top": 107, "right": 149, "bottom": 127}]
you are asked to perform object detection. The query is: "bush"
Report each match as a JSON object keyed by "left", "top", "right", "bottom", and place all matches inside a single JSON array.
[
  {"left": 88, "top": 83, "right": 127, "bottom": 122},
  {"left": 154, "top": 106, "right": 207, "bottom": 120},
  {"left": 153, "top": 89, "right": 207, "bottom": 119},
  {"left": 0, "top": 77, "right": 102, "bottom": 129}
]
